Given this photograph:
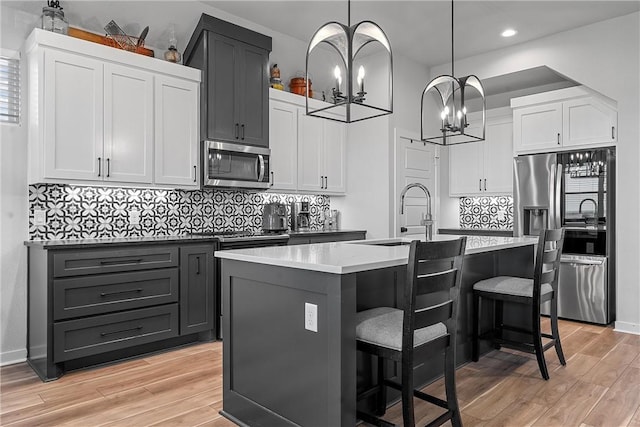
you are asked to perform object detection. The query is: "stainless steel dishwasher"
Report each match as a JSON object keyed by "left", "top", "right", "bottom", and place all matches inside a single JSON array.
[{"left": 543, "top": 254, "right": 609, "bottom": 324}]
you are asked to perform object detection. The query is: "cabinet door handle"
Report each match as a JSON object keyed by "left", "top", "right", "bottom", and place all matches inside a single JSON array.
[
  {"left": 320, "top": 175, "right": 324, "bottom": 189},
  {"left": 196, "top": 256, "right": 200, "bottom": 275},
  {"left": 100, "top": 288, "right": 143, "bottom": 297},
  {"left": 100, "top": 326, "right": 142, "bottom": 337},
  {"left": 241, "top": 124, "right": 245, "bottom": 140},
  {"left": 400, "top": 226, "right": 408, "bottom": 233},
  {"left": 193, "top": 165, "right": 197, "bottom": 183},
  {"left": 235, "top": 123, "right": 239, "bottom": 139},
  {"left": 106, "top": 158, "right": 110, "bottom": 178},
  {"left": 100, "top": 258, "right": 143, "bottom": 265},
  {"left": 612, "top": 126, "right": 615, "bottom": 139},
  {"left": 557, "top": 133, "right": 561, "bottom": 145},
  {"left": 484, "top": 178, "right": 487, "bottom": 191},
  {"left": 324, "top": 176, "right": 328, "bottom": 189},
  {"left": 270, "top": 171, "right": 274, "bottom": 187},
  {"left": 479, "top": 179, "right": 481, "bottom": 191},
  {"left": 98, "top": 157, "right": 102, "bottom": 177}
]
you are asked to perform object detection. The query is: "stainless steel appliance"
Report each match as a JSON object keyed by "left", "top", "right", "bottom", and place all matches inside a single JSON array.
[
  {"left": 291, "top": 202, "right": 310, "bottom": 231},
  {"left": 514, "top": 148, "right": 616, "bottom": 324},
  {"left": 262, "top": 202, "right": 287, "bottom": 232},
  {"left": 202, "top": 140, "right": 271, "bottom": 189}
]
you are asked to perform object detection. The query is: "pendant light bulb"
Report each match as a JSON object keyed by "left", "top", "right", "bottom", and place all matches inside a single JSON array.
[{"left": 357, "top": 66, "right": 365, "bottom": 83}]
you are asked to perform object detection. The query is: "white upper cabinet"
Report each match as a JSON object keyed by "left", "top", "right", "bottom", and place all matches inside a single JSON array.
[
  {"left": 104, "top": 63, "right": 154, "bottom": 184},
  {"left": 26, "top": 29, "right": 201, "bottom": 188},
  {"left": 449, "top": 111, "right": 513, "bottom": 196},
  {"left": 42, "top": 49, "right": 104, "bottom": 181},
  {"left": 511, "top": 86, "right": 617, "bottom": 154},
  {"left": 154, "top": 75, "right": 200, "bottom": 187},
  {"left": 268, "top": 99, "right": 298, "bottom": 191},
  {"left": 269, "top": 89, "right": 346, "bottom": 195}
]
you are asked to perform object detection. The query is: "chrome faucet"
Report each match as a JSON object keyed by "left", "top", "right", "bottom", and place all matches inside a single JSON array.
[
  {"left": 579, "top": 198, "right": 597, "bottom": 214},
  {"left": 400, "top": 183, "right": 433, "bottom": 241}
]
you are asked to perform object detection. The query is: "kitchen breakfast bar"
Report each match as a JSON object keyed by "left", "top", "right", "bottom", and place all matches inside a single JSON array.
[{"left": 216, "top": 234, "right": 538, "bottom": 427}]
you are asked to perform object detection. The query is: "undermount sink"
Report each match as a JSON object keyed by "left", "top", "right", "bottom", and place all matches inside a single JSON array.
[{"left": 350, "top": 240, "right": 411, "bottom": 247}]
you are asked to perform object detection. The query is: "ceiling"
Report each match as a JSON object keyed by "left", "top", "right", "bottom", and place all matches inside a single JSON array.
[
  {"left": 2, "top": 1, "right": 638, "bottom": 69},
  {"left": 204, "top": 1, "right": 640, "bottom": 67}
]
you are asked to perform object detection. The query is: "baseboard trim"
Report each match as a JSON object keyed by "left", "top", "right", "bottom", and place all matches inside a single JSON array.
[
  {"left": 1, "top": 348, "right": 27, "bottom": 366},
  {"left": 614, "top": 321, "right": 640, "bottom": 335}
]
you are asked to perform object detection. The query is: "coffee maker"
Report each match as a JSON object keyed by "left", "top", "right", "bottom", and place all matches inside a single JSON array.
[
  {"left": 262, "top": 202, "right": 287, "bottom": 232},
  {"left": 290, "top": 202, "right": 310, "bottom": 231}
]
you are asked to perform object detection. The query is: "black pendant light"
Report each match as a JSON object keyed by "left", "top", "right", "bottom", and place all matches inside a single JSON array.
[
  {"left": 305, "top": 0, "right": 393, "bottom": 123},
  {"left": 421, "top": 0, "right": 485, "bottom": 145}
]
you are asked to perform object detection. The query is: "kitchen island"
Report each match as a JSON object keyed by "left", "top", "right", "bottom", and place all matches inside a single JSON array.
[{"left": 216, "top": 234, "right": 538, "bottom": 427}]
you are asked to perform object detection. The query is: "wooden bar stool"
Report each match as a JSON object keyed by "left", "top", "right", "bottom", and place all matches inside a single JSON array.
[
  {"left": 472, "top": 228, "right": 566, "bottom": 380},
  {"left": 355, "top": 237, "right": 467, "bottom": 427}
]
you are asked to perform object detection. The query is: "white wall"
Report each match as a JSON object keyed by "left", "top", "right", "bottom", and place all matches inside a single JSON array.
[{"left": 431, "top": 12, "right": 640, "bottom": 334}]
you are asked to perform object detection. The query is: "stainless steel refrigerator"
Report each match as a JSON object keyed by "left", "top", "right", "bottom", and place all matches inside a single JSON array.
[{"left": 513, "top": 148, "right": 615, "bottom": 324}]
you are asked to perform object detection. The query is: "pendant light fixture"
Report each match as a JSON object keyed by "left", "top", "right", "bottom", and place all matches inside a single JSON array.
[
  {"left": 421, "top": 0, "right": 485, "bottom": 145},
  {"left": 305, "top": 0, "right": 393, "bottom": 123}
]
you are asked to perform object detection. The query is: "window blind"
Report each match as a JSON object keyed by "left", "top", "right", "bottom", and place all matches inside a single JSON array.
[{"left": 0, "top": 56, "right": 20, "bottom": 124}]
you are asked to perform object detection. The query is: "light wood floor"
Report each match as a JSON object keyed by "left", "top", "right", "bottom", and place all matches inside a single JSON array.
[{"left": 1, "top": 319, "right": 639, "bottom": 426}]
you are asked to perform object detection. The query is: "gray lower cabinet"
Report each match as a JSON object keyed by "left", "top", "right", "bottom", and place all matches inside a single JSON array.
[
  {"left": 180, "top": 245, "right": 215, "bottom": 334},
  {"left": 27, "top": 242, "right": 216, "bottom": 381},
  {"left": 288, "top": 231, "right": 366, "bottom": 246}
]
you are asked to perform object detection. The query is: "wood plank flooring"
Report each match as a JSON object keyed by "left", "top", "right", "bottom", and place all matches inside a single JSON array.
[{"left": 1, "top": 319, "right": 639, "bottom": 426}]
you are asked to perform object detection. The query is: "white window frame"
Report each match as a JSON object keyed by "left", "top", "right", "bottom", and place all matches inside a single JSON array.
[{"left": 0, "top": 48, "right": 21, "bottom": 126}]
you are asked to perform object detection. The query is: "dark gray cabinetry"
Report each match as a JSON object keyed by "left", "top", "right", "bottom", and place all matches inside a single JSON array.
[
  {"left": 180, "top": 245, "right": 215, "bottom": 334},
  {"left": 184, "top": 14, "right": 272, "bottom": 148},
  {"left": 27, "top": 242, "right": 216, "bottom": 381},
  {"left": 287, "top": 231, "right": 367, "bottom": 246}
]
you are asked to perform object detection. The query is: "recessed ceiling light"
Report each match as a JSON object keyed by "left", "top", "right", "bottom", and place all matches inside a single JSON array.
[{"left": 501, "top": 29, "right": 518, "bottom": 38}]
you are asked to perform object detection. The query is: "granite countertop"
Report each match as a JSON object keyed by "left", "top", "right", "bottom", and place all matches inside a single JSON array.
[
  {"left": 24, "top": 234, "right": 219, "bottom": 249},
  {"left": 24, "top": 229, "right": 366, "bottom": 249},
  {"left": 215, "top": 234, "right": 539, "bottom": 274}
]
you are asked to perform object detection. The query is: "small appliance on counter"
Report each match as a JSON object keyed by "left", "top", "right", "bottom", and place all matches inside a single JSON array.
[
  {"left": 323, "top": 209, "right": 340, "bottom": 231},
  {"left": 291, "top": 202, "right": 310, "bottom": 231},
  {"left": 262, "top": 202, "right": 287, "bottom": 233}
]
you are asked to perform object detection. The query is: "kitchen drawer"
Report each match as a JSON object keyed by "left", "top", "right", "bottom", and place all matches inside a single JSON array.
[
  {"left": 53, "top": 304, "right": 179, "bottom": 362},
  {"left": 53, "top": 246, "right": 179, "bottom": 277},
  {"left": 53, "top": 269, "right": 179, "bottom": 320}
]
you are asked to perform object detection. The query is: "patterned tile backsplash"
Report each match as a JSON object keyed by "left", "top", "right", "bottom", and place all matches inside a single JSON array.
[
  {"left": 459, "top": 196, "right": 513, "bottom": 230},
  {"left": 29, "top": 184, "right": 330, "bottom": 240}
]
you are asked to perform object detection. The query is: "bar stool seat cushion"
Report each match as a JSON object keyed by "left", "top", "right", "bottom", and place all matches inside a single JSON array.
[
  {"left": 473, "top": 276, "right": 552, "bottom": 298},
  {"left": 356, "top": 307, "right": 447, "bottom": 351}
]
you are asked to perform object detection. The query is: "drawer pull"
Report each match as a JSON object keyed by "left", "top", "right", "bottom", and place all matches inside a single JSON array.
[
  {"left": 100, "top": 288, "right": 143, "bottom": 297},
  {"left": 99, "top": 258, "right": 143, "bottom": 266},
  {"left": 100, "top": 326, "right": 142, "bottom": 337}
]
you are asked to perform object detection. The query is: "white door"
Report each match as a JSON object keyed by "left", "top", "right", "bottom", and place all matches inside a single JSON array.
[
  {"left": 43, "top": 49, "right": 103, "bottom": 181},
  {"left": 104, "top": 63, "right": 153, "bottom": 184},
  {"left": 513, "top": 102, "right": 563, "bottom": 153},
  {"left": 483, "top": 115, "right": 514, "bottom": 194},
  {"left": 322, "top": 119, "right": 346, "bottom": 194},
  {"left": 394, "top": 129, "right": 438, "bottom": 237},
  {"left": 154, "top": 75, "right": 200, "bottom": 187},
  {"left": 297, "top": 114, "right": 324, "bottom": 192},
  {"left": 268, "top": 101, "right": 298, "bottom": 191},
  {"left": 562, "top": 97, "right": 617, "bottom": 147}
]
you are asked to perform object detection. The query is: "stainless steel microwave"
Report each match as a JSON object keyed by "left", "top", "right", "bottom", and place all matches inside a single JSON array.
[{"left": 202, "top": 141, "right": 271, "bottom": 189}]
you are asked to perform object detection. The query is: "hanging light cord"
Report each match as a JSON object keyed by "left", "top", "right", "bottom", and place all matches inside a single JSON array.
[
  {"left": 451, "top": 0, "right": 455, "bottom": 77},
  {"left": 348, "top": 0, "right": 351, "bottom": 27}
]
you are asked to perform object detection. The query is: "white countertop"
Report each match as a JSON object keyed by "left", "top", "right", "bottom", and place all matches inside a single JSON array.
[{"left": 216, "top": 234, "right": 538, "bottom": 274}]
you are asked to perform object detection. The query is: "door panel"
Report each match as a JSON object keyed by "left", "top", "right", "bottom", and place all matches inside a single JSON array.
[
  {"left": 269, "top": 101, "right": 298, "bottom": 191},
  {"left": 298, "top": 114, "right": 324, "bottom": 191},
  {"left": 322, "top": 119, "right": 346, "bottom": 193},
  {"left": 104, "top": 63, "right": 153, "bottom": 183},
  {"left": 43, "top": 50, "right": 103, "bottom": 180},
  {"left": 240, "top": 44, "right": 269, "bottom": 147},
  {"left": 208, "top": 33, "right": 238, "bottom": 142}
]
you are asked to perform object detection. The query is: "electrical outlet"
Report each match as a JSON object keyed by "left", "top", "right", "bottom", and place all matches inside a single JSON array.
[
  {"left": 305, "top": 302, "right": 318, "bottom": 332},
  {"left": 129, "top": 209, "right": 140, "bottom": 225},
  {"left": 33, "top": 209, "right": 46, "bottom": 226}
]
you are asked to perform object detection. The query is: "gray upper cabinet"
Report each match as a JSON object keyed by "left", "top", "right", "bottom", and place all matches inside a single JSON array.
[{"left": 185, "top": 14, "right": 272, "bottom": 148}]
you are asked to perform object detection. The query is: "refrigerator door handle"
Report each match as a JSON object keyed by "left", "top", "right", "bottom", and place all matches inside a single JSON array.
[{"left": 554, "top": 163, "right": 563, "bottom": 228}]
